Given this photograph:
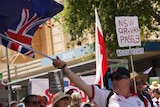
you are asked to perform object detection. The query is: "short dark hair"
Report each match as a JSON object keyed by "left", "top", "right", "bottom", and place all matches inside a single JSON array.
[
  {"left": 43, "top": 96, "right": 48, "bottom": 103},
  {"left": 23, "top": 94, "right": 38, "bottom": 104},
  {"left": 83, "top": 103, "right": 92, "bottom": 107}
]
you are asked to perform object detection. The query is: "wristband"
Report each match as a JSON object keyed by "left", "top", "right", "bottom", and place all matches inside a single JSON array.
[{"left": 58, "top": 64, "right": 66, "bottom": 69}]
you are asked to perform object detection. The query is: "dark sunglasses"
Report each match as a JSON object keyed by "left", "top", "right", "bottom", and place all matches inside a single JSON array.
[
  {"left": 111, "top": 75, "right": 128, "bottom": 81},
  {"left": 60, "top": 97, "right": 68, "bottom": 101},
  {"left": 136, "top": 80, "right": 145, "bottom": 85},
  {"left": 28, "top": 101, "right": 41, "bottom": 105}
]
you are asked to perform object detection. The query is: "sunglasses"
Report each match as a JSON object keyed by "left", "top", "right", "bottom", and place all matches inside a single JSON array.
[
  {"left": 136, "top": 80, "right": 145, "bottom": 85},
  {"left": 28, "top": 101, "right": 41, "bottom": 105},
  {"left": 60, "top": 97, "right": 68, "bottom": 101},
  {"left": 111, "top": 75, "right": 128, "bottom": 81}
]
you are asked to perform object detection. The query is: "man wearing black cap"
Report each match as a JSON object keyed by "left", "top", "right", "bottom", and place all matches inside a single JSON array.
[
  {"left": 108, "top": 67, "right": 131, "bottom": 94},
  {"left": 53, "top": 57, "right": 151, "bottom": 107}
]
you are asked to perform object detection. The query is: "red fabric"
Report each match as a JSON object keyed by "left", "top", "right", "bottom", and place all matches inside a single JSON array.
[
  {"left": 144, "top": 98, "right": 148, "bottom": 107},
  {"left": 95, "top": 9, "right": 108, "bottom": 88}
]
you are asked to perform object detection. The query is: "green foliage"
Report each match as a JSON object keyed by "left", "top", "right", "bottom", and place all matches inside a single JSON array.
[{"left": 62, "top": 0, "right": 160, "bottom": 58}]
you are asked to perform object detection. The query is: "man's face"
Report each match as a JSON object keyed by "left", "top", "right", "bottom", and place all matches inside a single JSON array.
[
  {"left": 25, "top": 96, "right": 40, "bottom": 107},
  {"left": 135, "top": 78, "right": 145, "bottom": 93},
  {"left": 54, "top": 97, "right": 69, "bottom": 107},
  {"left": 111, "top": 75, "right": 130, "bottom": 91},
  {"left": 11, "top": 103, "right": 17, "bottom": 107}
]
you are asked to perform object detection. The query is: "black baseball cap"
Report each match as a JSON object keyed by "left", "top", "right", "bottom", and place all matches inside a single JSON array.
[{"left": 108, "top": 67, "right": 130, "bottom": 78}]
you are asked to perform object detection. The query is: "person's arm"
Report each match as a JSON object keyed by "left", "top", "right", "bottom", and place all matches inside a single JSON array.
[{"left": 53, "top": 57, "right": 93, "bottom": 98}]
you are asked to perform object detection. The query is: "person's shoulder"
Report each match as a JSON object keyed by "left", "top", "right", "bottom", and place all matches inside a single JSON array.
[
  {"left": 142, "top": 91, "right": 151, "bottom": 97},
  {"left": 101, "top": 88, "right": 113, "bottom": 94},
  {"left": 95, "top": 86, "right": 112, "bottom": 96},
  {"left": 92, "top": 85, "right": 113, "bottom": 99},
  {"left": 93, "top": 85, "right": 110, "bottom": 91}
]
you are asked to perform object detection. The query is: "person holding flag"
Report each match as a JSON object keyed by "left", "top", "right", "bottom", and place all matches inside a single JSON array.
[
  {"left": 52, "top": 9, "right": 152, "bottom": 107},
  {"left": 52, "top": 56, "right": 151, "bottom": 107}
]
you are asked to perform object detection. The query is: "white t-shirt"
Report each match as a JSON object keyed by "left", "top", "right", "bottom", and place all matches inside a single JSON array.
[
  {"left": 92, "top": 85, "right": 151, "bottom": 107},
  {"left": 152, "top": 97, "right": 160, "bottom": 107}
]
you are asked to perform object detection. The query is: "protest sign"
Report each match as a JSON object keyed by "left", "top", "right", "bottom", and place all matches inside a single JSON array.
[
  {"left": 115, "top": 16, "right": 141, "bottom": 47},
  {"left": 48, "top": 71, "right": 64, "bottom": 93}
]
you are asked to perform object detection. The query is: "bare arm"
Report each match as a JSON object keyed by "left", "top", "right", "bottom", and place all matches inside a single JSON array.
[{"left": 53, "top": 57, "right": 93, "bottom": 98}]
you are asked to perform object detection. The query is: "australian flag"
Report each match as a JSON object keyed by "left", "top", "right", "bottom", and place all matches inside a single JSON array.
[{"left": 0, "top": 0, "right": 64, "bottom": 58}]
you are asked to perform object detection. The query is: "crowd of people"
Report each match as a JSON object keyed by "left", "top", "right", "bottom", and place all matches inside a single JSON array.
[
  {"left": 6, "top": 56, "right": 160, "bottom": 107},
  {"left": 7, "top": 94, "right": 48, "bottom": 107},
  {"left": 8, "top": 89, "right": 92, "bottom": 107},
  {"left": 52, "top": 56, "right": 160, "bottom": 107},
  {"left": 130, "top": 71, "right": 160, "bottom": 107}
]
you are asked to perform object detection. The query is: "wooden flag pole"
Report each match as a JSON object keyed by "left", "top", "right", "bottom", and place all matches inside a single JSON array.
[
  {"left": 129, "top": 46, "right": 137, "bottom": 93},
  {"left": 0, "top": 33, "right": 55, "bottom": 61}
]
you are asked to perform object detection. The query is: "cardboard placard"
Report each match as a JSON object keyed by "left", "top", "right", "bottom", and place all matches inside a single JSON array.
[{"left": 48, "top": 71, "right": 64, "bottom": 93}]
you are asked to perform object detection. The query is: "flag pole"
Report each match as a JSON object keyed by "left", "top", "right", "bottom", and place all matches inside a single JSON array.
[
  {"left": 0, "top": 33, "right": 55, "bottom": 61},
  {"left": 6, "top": 47, "right": 12, "bottom": 107},
  {"left": 129, "top": 46, "right": 137, "bottom": 93}
]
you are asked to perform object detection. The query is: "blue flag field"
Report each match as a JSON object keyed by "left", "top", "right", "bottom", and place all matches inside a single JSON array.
[{"left": 0, "top": 0, "right": 63, "bottom": 57}]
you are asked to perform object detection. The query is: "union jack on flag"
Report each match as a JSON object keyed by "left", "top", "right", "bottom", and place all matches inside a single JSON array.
[{"left": 0, "top": 0, "right": 64, "bottom": 58}]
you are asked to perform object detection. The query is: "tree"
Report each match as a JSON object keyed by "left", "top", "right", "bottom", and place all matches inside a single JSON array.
[{"left": 62, "top": 0, "right": 160, "bottom": 58}]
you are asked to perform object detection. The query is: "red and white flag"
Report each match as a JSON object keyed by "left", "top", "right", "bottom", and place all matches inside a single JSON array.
[{"left": 94, "top": 9, "right": 108, "bottom": 88}]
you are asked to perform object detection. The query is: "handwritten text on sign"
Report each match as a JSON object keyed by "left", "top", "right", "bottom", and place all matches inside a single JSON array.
[
  {"left": 116, "top": 47, "right": 144, "bottom": 57},
  {"left": 115, "top": 16, "right": 141, "bottom": 47}
]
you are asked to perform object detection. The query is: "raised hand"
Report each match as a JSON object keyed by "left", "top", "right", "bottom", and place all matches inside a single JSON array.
[{"left": 52, "top": 56, "right": 66, "bottom": 69}]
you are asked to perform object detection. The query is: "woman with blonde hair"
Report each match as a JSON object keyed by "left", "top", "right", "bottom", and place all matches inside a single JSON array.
[{"left": 70, "top": 92, "right": 84, "bottom": 107}]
